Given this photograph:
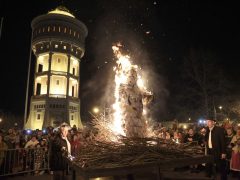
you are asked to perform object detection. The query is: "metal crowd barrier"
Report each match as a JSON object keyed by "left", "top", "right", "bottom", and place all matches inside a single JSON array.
[{"left": 0, "top": 147, "right": 50, "bottom": 177}]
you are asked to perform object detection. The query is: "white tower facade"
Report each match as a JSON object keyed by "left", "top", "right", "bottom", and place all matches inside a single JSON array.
[{"left": 25, "top": 7, "right": 87, "bottom": 129}]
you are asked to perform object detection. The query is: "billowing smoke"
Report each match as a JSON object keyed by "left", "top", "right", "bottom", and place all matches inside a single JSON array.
[{"left": 81, "top": 9, "right": 169, "bottom": 124}]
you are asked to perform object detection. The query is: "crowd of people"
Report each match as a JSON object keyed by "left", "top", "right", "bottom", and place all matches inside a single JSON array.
[
  {"left": 153, "top": 119, "right": 240, "bottom": 179},
  {"left": 0, "top": 119, "right": 240, "bottom": 179},
  {"left": 0, "top": 124, "right": 95, "bottom": 177}
]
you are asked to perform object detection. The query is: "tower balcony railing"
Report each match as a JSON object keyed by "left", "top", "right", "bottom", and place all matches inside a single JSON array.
[
  {"left": 32, "top": 94, "right": 47, "bottom": 99},
  {"left": 49, "top": 94, "right": 66, "bottom": 98},
  {"left": 51, "top": 70, "right": 67, "bottom": 76},
  {"left": 68, "top": 96, "right": 79, "bottom": 102}
]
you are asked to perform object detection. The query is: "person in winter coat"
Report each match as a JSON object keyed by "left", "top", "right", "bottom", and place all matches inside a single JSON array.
[{"left": 50, "top": 122, "right": 71, "bottom": 180}]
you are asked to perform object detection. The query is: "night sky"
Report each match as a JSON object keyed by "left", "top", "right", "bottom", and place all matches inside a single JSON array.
[{"left": 0, "top": 0, "right": 239, "bottom": 121}]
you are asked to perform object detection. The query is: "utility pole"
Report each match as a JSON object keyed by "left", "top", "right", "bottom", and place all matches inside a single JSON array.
[
  {"left": 0, "top": 17, "right": 3, "bottom": 40},
  {"left": 24, "top": 31, "right": 33, "bottom": 127},
  {"left": 213, "top": 101, "right": 217, "bottom": 121}
]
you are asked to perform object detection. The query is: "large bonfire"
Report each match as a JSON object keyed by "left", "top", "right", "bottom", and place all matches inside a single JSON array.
[
  {"left": 69, "top": 44, "right": 204, "bottom": 170},
  {"left": 92, "top": 43, "right": 153, "bottom": 141}
]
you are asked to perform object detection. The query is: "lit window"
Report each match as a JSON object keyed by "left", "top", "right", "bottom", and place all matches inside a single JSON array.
[
  {"left": 64, "top": 27, "right": 66, "bottom": 33},
  {"left": 55, "top": 44, "right": 58, "bottom": 48},
  {"left": 53, "top": 26, "right": 55, "bottom": 31},
  {"left": 48, "top": 26, "right": 50, "bottom": 32},
  {"left": 63, "top": 46, "right": 66, "bottom": 50},
  {"left": 56, "top": 80, "right": 59, "bottom": 85},
  {"left": 37, "top": 114, "right": 41, "bottom": 120},
  {"left": 58, "top": 26, "right": 61, "bottom": 32},
  {"left": 74, "top": 31, "right": 76, "bottom": 36}
]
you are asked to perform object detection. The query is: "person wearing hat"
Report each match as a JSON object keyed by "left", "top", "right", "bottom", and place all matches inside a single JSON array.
[
  {"left": 205, "top": 117, "right": 227, "bottom": 179},
  {"left": 49, "top": 122, "right": 71, "bottom": 180}
]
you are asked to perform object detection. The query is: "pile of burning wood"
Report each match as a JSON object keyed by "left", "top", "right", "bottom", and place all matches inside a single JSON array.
[
  {"left": 71, "top": 137, "right": 204, "bottom": 169},
  {"left": 68, "top": 44, "right": 203, "bottom": 170}
]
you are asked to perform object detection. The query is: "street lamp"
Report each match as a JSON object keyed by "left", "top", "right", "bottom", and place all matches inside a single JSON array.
[{"left": 92, "top": 107, "right": 100, "bottom": 114}]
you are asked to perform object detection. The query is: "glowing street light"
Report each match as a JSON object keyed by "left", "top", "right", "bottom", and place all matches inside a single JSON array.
[{"left": 92, "top": 107, "right": 100, "bottom": 114}]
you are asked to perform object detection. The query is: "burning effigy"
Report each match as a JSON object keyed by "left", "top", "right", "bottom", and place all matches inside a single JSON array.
[
  {"left": 66, "top": 43, "right": 205, "bottom": 172},
  {"left": 91, "top": 43, "right": 154, "bottom": 141},
  {"left": 112, "top": 43, "right": 153, "bottom": 138}
]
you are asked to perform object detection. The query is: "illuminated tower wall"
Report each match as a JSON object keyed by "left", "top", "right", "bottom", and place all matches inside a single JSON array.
[{"left": 25, "top": 7, "right": 88, "bottom": 129}]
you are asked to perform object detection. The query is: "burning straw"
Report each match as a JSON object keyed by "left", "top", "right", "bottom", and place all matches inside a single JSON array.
[
  {"left": 71, "top": 137, "right": 204, "bottom": 170},
  {"left": 68, "top": 44, "right": 204, "bottom": 170}
]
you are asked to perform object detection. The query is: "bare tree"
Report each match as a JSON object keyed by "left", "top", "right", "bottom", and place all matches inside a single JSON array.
[{"left": 179, "top": 48, "right": 230, "bottom": 119}]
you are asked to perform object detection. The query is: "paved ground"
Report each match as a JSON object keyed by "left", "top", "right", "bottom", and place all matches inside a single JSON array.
[{"left": 2, "top": 170, "right": 239, "bottom": 180}]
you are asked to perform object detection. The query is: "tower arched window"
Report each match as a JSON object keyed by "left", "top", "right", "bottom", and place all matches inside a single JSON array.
[
  {"left": 48, "top": 26, "right": 50, "bottom": 32},
  {"left": 58, "top": 26, "right": 61, "bottom": 32},
  {"left": 36, "top": 83, "right": 41, "bottom": 95},
  {"left": 64, "top": 27, "right": 66, "bottom": 33},
  {"left": 53, "top": 26, "right": 56, "bottom": 31},
  {"left": 69, "top": 29, "right": 72, "bottom": 35}
]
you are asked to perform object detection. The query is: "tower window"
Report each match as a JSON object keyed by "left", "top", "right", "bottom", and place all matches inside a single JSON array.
[
  {"left": 38, "top": 64, "right": 43, "bottom": 72},
  {"left": 69, "top": 29, "right": 72, "bottom": 34},
  {"left": 64, "top": 27, "right": 66, "bottom": 33},
  {"left": 71, "top": 115, "right": 74, "bottom": 120},
  {"left": 74, "top": 31, "right": 76, "bottom": 36},
  {"left": 72, "top": 86, "right": 74, "bottom": 97},
  {"left": 48, "top": 26, "right": 50, "bottom": 32},
  {"left": 53, "top": 26, "right": 55, "bottom": 31},
  {"left": 55, "top": 44, "right": 58, "bottom": 48},
  {"left": 37, "top": 114, "right": 40, "bottom": 120},
  {"left": 56, "top": 80, "right": 59, "bottom": 85},
  {"left": 58, "top": 26, "right": 61, "bottom": 32},
  {"left": 36, "top": 83, "right": 41, "bottom": 95},
  {"left": 57, "top": 58, "right": 61, "bottom": 63}
]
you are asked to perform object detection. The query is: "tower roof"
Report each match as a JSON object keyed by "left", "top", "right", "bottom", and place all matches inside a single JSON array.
[{"left": 48, "top": 6, "right": 75, "bottom": 18}]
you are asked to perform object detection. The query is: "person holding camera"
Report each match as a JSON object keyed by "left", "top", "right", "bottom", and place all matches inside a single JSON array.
[{"left": 49, "top": 122, "right": 71, "bottom": 180}]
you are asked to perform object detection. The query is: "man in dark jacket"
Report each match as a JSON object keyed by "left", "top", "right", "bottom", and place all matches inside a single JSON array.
[
  {"left": 205, "top": 118, "right": 227, "bottom": 179},
  {"left": 50, "top": 122, "right": 71, "bottom": 180}
]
